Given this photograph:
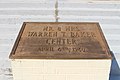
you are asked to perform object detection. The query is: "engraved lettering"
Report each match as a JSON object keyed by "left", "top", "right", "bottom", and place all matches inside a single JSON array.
[
  {"left": 28, "top": 32, "right": 57, "bottom": 37},
  {"left": 27, "top": 24, "right": 98, "bottom": 54},
  {"left": 66, "top": 26, "right": 80, "bottom": 31},
  {"left": 61, "top": 32, "right": 66, "bottom": 37},
  {"left": 43, "top": 26, "right": 54, "bottom": 31},
  {"left": 58, "top": 27, "right": 61, "bottom": 31},
  {"left": 28, "top": 32, "right": 37, "bottom": 37},
  {"left": 57, "top": 47, "right": 87, "bottom": 53},
  {"left": 71, "top": 32, "right": 96, "bottom": 37},
  {"left": 72, "top": 47, "right": 87, "bottom": 52},
  {"left": 38, "top": 47, "right": 54, "bottom": 51},
  {"left": 46, "top": 38, "right": 77, "bottom": 45}
]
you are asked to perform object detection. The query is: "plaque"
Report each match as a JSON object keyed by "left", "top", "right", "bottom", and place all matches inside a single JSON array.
[{"left": 9, "top": 22, "right": 112, "bottom": 59}]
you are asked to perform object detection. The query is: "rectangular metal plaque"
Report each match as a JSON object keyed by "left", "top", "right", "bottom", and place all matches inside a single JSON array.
[{"left": 9, "top": 22, "right": 112, "bottom": 59}]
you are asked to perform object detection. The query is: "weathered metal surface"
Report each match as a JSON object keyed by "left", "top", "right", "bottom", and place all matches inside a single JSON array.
[{"left": 9, "top": 22, "right": 112, "bottom": 59}]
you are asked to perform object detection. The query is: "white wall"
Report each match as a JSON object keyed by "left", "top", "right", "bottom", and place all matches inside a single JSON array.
[
  {"left": 0, "top": 0, "right": 120, "bottom": 80},
  {"left": 0, "top": 1, "right": 55, "bottom": 80}
]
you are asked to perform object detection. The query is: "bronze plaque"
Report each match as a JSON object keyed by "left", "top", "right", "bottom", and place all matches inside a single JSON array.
[{"left": 9, "top": 22, "right": 112, "bottom": 59}]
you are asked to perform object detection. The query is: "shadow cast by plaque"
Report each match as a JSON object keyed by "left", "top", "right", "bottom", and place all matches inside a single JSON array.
[{"left": 109, "top": 52, "right": 120, "bottom": 80}]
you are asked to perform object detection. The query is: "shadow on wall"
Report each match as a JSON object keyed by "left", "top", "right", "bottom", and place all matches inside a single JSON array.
[{"left": 110, "top": 52, "right": 120, "bottom": 80}]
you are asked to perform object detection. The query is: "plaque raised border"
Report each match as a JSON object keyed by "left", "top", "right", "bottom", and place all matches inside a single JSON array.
[{"left": 9, "top": 22, "right": 112, "bottom": 59}]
